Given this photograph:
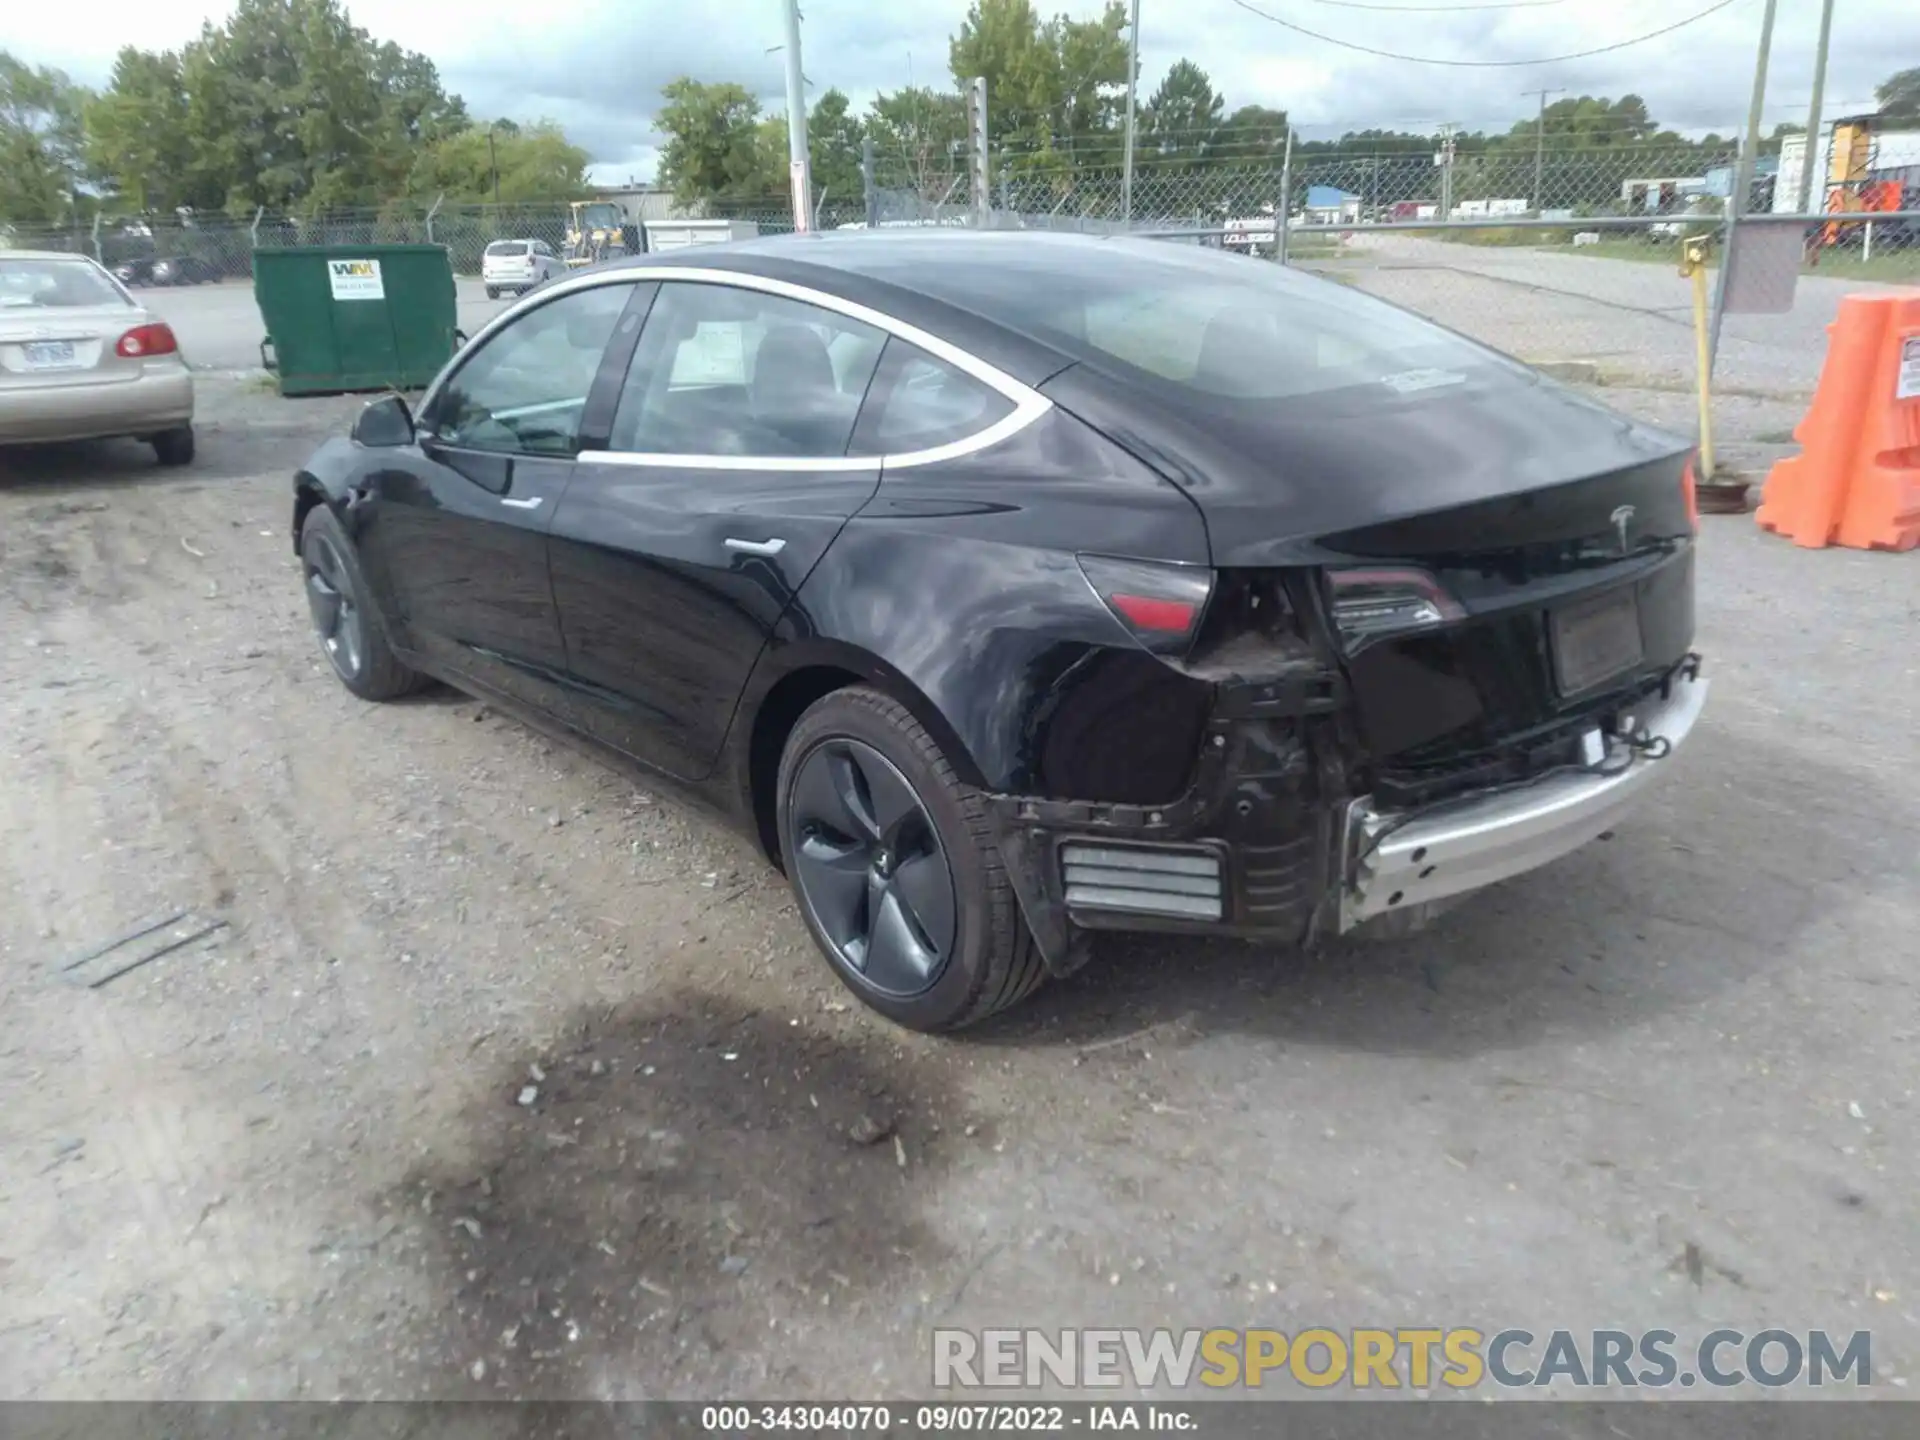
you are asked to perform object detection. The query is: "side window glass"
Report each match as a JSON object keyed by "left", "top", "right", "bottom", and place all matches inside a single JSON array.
[
  {"left": 850, "top": 343, "right": 1015, "bottom": 457},
  {"left": 609, "top": 283, "right": 885, "bottom": 459},
  {"left": 431, "top": 283, "right": 630, "bottom": 456}
]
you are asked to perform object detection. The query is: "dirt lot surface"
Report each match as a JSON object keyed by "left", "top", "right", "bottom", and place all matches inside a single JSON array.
[{"left": 3, "top": 346, "right": 1918, "bottom": 1402}]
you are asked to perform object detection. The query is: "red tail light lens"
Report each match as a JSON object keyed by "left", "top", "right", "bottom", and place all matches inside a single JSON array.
[
  {"left": 1681, "top": 452, "right": 1700, "bottom": 529},
  {"left": 1077, "top": 554, "right": 1214, "bottom": 656},
  {"left": 1326, "top": 566, "right": 1465, "bottom": 649},
  {"left": 116, "top": 323, "right": 178, "bottom": 358}
]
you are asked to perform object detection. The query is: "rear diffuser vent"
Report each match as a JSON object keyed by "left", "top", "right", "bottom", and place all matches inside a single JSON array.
[{"left": 1061, "top": 843, "right": 1224, "bottom": 922}]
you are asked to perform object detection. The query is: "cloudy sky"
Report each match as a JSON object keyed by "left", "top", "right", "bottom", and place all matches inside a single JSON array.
[{"left": 4, "top": 0, "right": 1915, "bottom": 183}]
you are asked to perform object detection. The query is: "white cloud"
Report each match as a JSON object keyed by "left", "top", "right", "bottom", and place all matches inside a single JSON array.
[{"left": 5, "top": 0, "right": 1916, "bottom": 177}]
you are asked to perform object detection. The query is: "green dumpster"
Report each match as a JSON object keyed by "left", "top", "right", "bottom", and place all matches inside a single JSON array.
[{"left": 254, "top": 245, "right": 461, "bottom": 396}]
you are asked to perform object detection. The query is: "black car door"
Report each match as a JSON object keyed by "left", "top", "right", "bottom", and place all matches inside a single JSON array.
[
  {"left": 350, "top": 280, "right": 640, "bottom": 718},
  {"left": 546, "top": 279, "right": 889, "bottom": 781}
]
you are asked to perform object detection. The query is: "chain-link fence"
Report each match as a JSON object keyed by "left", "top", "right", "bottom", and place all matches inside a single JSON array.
[{"left": 3, "top": 129, "right": 1913, "bottom": 396}]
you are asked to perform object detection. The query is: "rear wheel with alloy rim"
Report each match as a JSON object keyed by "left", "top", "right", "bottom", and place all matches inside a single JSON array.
[
  {"left": 777, "top": 687, "right": 1045, "bottom": 1031},
  {"left": 299, "top": 505, "right": 426, "bottom": 702}
]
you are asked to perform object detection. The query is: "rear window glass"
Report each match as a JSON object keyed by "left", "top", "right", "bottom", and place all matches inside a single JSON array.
[
  {"left": 0, "top": 258, "right": 129, "bottom": 310},
  {"left": 852, "top": 344, "right": 1012, "bottom": 456},
  {"left": 847, "top": 240, "right": 1507, "bottom": 406},
  {"left": 486, "top": 242, "right": 530, "bottom": 257}
]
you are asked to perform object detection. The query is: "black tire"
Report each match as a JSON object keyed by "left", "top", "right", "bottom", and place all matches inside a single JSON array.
[
  {"left": 299, "top": 505, "right": 426, "bottom": 702},
  {"left": 777, "top": 686, "right": 1045, "bottom": 1032},
  {"left": 152, "top": 425, "right": 194, "bottom": 466},
  {"left": 485, "top": 286, "right": 499, "bottom": 300}
]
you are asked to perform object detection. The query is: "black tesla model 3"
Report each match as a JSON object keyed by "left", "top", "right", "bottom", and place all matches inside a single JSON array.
[{"left": 292, "top": 231, "right": 1707, "bottom": 1031}]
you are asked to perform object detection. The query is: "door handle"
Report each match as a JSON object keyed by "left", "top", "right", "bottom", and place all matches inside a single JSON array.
[
  {"left": 500, "top": 495, "right": 543, "bottom": 510},
  {"left": 724, "top": 537, "right": 787, "bottom": 556}
]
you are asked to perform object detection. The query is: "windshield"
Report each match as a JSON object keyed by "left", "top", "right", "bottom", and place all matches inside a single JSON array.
[
  {"left": 486, "top": 241, "right": 530, "bottom": 256},
  {"left": 0, "top": 257, "right": 130, "bottom": 310},
  {"left": 580, "top": 206, "right": 621, "bottom": 228}
]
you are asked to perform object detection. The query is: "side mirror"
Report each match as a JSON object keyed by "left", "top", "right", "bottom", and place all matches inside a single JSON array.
[{"left": 352, "top": 394, "right": 414, "bottom": 448}]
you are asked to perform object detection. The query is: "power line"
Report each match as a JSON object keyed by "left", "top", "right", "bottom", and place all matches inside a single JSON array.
[{"left": 1222, "top": 0, "right": 1749, "bottom": 67}]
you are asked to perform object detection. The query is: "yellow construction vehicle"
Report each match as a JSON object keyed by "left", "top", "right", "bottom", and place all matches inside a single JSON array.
[{"left": 564, "top": 200, "right": 638, "bottom": 267}]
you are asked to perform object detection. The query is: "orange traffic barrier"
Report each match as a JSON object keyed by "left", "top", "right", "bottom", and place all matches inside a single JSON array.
[{"left": 1756, "top": 291, "right": 1920, "bottom": 551}]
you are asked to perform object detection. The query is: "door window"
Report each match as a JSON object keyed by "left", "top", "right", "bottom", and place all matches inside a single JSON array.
[
  {"left": 430, "top": 283, "right": 631, "bottom": 456},
  {"left": 608, "top": 282, "right": 885, "bottom": 458},
  {"left": 850, "top": 343, "right": 1014, "bottom": 456}
]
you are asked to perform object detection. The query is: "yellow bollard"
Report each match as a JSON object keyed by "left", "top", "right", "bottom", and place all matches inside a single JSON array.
[{"left": 1679, "top": 236, "right": 1716, "bottom": 481}]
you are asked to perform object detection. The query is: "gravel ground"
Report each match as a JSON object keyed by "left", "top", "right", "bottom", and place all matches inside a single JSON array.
[
  {"left": 1306, "top": 234, "right": 1879, "bottom": 397},
  {"left": 2, "top": 343, "right": 1915, "bottom": 1402}
]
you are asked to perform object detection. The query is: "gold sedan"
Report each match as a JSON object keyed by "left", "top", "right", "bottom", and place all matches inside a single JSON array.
[{"left": 0, "top": 250, "right": 196, "bottom": 464}]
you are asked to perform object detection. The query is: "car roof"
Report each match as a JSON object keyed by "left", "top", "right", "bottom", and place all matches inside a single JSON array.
[{"left": 596, "top": 230, "right": 1185, "bottom": 385}]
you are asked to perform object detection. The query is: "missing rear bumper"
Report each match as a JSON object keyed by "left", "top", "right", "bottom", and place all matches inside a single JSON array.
[{"left": 1339, "top": 668, "right": 1709, "bottom": 931}]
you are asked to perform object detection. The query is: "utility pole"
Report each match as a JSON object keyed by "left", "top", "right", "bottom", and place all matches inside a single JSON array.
[
  {"left": 1122, "top": 0, "right": 1141, "bottom": 225},
  {"left": 1524, "top": 88, "right": 1564, "bottom": 212},
  {"left": 1437, "top": 123, "right": 1457, "bottom": 220},
  {"left": 1708, "top": 0, "right": 1779, "bottom": 374},
  {"left": 487, "top": 125, "right": 500, "bottom": 205},
  {"left": 780, "top": 0, "right": 813, "bottom": 233},
  {"left": 1797, "top": 0, "right": 1836, "bottom": 212}
]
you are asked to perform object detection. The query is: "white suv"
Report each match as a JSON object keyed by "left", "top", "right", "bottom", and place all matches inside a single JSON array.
[{"left": 482, "top": 239, "right": 564, "bottom": 299}]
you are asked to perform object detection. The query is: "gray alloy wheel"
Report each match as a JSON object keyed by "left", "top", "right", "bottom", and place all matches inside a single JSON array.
[
  {"left": 785, "top": 737, "right": 958, "bottom": 999},
  {"left": 304, "top": 530, "right": 366, "bottom": 685},
  {"left": 297, "top": 506, "right": 427, "bottom": 703}
]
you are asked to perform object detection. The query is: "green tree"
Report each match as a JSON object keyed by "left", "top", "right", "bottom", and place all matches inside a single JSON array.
[
  {"left": 866, "top": 87, "right": 966, "bottom": 200},
  {"left": 807, "top": 89, "right": 866, "bottom": 209},
  {"left": 950, "top": 0, "right": 1059, "bottom": 157},
  {"left": 1878, "top": 67, "right": 1920, "bottom": 123},
  {"left": 1141, "top": 59, "right": 1222, "bottom": 171},
  {"left": 409, "top": 120, "right": 588, "bottom": 203},
  {"left": 1046, "top": 2, "right": 1129, "bottom": 168},
  {"left": 85, "top": 48, "right": 196, "bottom": 214},
  {"left": 1216, "top": 104, "right": 1289, "bottom": 163},
  {"left": 654, "top": 78, "right": 776, "bottom": 205},
  {"left": 949, "top": 0, "right": 1130, "bottom": 176},
  {"left": 0, "top": 52, "right": 91, "bottom": 223},
  {"left": 89, "top": 0, "right": 466, "bottom": 216}
]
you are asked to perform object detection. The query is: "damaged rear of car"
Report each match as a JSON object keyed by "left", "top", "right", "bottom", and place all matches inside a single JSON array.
[
  {"left": 289, "top": 231, "right": 1705, "bottom": 1032},
  {"left": 839, "top": 239, "right": 1708, "bottom": 978}
]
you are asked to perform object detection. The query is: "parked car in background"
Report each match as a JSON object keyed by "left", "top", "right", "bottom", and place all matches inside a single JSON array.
[
  {"left": 1, "top": 251, "right": 195, "bottom": 464},
  {"left": 482, "top": 239, "right": 566, "bottom": 299},
  {"left": 290, "top": 232, "right": 1705, "bottom": 1031},
  {"left": 113, "top": 254, "right": 215, "bottom": 288}
]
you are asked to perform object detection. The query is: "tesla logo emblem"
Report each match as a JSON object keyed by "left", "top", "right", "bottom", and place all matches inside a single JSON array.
[{"left": 1610, "top": 504, "right": 1636, "bottom": 554}]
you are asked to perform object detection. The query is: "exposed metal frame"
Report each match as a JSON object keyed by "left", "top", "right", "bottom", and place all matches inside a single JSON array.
[{"left": 419, "top": 264, "right": 1054, "bottom": 475}]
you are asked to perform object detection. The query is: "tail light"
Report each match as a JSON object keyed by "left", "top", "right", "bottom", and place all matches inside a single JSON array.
[
  {"left": 1681, "top": 452, "right": 1700, "bottom": 529},
  {"left": 1326, "top": 566, "right": 1465, "bottom": 648},
  {"left": 116, "top": 323, "right": 178, "bottom": 358},
  {"left": 1077, "top": 554, "right": 1214, "bottom": 656}
]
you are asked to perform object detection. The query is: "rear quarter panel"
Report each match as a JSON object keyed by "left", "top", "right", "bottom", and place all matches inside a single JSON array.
[{"left": 737, "top": 407, "right": 1216, "bottom": 801}]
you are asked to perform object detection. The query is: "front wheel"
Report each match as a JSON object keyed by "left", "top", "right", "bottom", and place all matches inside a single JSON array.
[
  {"left": 485, "top": 286, "right": 499, "bottom": 300},
  {"left": 777, "top": 687, "right": 1045, "bottom": 1032},
  {"left": 299, "top": 505, "right": 426, "bottom": 701}
]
